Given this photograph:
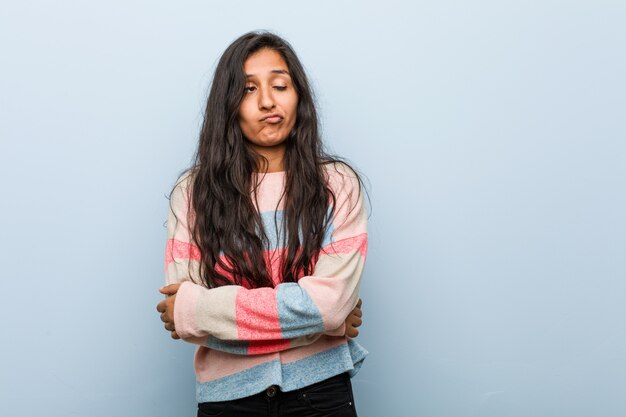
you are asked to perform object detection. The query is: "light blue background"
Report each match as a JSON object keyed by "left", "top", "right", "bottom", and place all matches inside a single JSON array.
[{"left": 1, "top": 1, "right": 625, "bottom": 416}]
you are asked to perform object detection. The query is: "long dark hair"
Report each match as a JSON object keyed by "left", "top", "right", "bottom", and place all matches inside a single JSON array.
[{"left": 170, "top": 30, "right": 366, "bottom": 289}]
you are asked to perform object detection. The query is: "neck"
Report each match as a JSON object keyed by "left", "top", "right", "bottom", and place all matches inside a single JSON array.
[{"left": 251, "top": 143, "right": 286, "bottom": 173}]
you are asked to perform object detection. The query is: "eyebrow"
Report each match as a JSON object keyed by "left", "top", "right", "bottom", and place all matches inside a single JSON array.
[{"left": 245, "top": 69, "right": 290, "bottom": 78}]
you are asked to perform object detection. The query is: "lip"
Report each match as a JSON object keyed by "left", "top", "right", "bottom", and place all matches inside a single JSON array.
[{"left": 260, "top": 113, "right": 283, "bottom": 122}]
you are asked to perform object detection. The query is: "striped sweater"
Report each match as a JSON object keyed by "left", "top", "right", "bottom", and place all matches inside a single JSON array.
[{"left": 163, "top": 162, "right": 369, "bottom": 402}]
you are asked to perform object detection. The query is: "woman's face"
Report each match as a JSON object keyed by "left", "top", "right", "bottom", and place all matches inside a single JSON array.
[{"left": 238, "top": 48, "right": 298, "bottom": 155}]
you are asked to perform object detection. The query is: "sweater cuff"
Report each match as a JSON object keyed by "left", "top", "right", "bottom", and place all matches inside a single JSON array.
[
  {"left": 325, "top": 322, "right": 346, "bottom": 336},
  {"left": 173, "top": 281, "right": 202, "bottom": 339}
]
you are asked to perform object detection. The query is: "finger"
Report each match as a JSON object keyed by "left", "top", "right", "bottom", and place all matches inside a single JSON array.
[
  {"left": 347, "top": 328, "right": 359, "bottom": 338},
  {"left": 160, "top": 312, "right": 172, "bottom": 323},
  {"left": 156, "top": 301, "right": 165, "bottom": 313},
  {"left": 352, "top": 307, "right": 362, "bottom": 318},
  {"left": 159, "top": 283, "right": 181, "bottom": 295},
  {"left": 159, "top": 284, "right": 175, "bottom": 294},
  {"left": 346, "top": 315, "right": 362, "bottom": 328},
  {"left": 171, "top": 330, "right": 180, "bottom": 340},
  {"left": 357, "top": 298, "right": 362, "bottom": 308},
  {"left": 164, "top": 322, "right": 175, "bottom": 331}
]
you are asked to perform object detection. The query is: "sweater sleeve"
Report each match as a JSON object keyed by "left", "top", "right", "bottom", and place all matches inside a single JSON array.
[
  {"left": 163, "top": 171, "right": 347, "bottom": 355},
  {"left": 171, "top": 164, "right": 367, "bottom": 352}
]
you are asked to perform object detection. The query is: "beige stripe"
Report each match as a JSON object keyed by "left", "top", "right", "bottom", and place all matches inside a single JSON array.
[
  {"left": 165, "top": 259, "right": 201, "bottom": 286},
  {"left": 288, "top": 332, "right": 323, "bottom": 349},
  {"left": 195, "top": 285, "right": 240, "bottom": 340},
  {"left": 195, "top": 347, "right": 279, "bottom": 382},
  {"left": 299, "top": 249, "right": 366, "bottom": 331}
]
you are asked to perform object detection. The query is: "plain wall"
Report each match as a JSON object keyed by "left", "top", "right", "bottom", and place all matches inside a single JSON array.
[{"left": 1, "top": 1, "right": 625, "bottom": 416}]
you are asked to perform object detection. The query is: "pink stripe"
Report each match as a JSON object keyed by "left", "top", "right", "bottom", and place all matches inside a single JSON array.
[
  {"left": 320, "top": 233, "right": 368, "bottom": 259},
  {"left": 235, "top": 287, "right": 283, "bottom": 340},
  {"left": 194, "top": 346, "right": 278, "bottom": 383},
  {"left": 165, "top": 238, "right": 201, "bottom": 269},
  {"left": 173, "top": 281, "right": 202, "bottom": 339},
  {"left": 251, "top": 172, "right": 287, "bottom": 212}
]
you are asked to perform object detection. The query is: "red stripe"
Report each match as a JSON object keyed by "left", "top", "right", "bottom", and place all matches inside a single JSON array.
[
  {"left": 247, "top": 339, "right": 291, "bottom": 355},
  {"left": 235, "top": 287, "right": 283, "bottom": 340},
  {"left": 320, "top": 233, "right": 368, "bottom": 259},
  {"left": 164, "top": 239, "right": 201, "bottom": 269}
]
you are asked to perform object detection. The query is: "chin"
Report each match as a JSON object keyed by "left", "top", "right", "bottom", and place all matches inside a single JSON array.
[
  {"left": 246, "top": 140, "right": 281, "bottom": 149},
  {"left": 256, "top": 137, "right": 288, "bottom": 147},
  {"left": 263, "top": 141, "right": 287, "bottom": 148}
]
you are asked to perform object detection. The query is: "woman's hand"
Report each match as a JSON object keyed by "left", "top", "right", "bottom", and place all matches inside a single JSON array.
[
  {"left": 345, "top": 298, "right": 363, "bottom": 338},
  {"left": 157, "top": 284, "right": 182, "bottom": 339}
]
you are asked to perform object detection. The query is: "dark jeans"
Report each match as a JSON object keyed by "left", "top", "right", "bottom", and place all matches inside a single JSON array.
[{"left": 197, "top": 372, "right": 358, "bottom": 417}]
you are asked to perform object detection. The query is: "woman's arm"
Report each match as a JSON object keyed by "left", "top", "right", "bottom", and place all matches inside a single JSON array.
[
  {"left": 159, "top": 288, "right": 362, "bottom": 355},
  {"left": 167, "top": 165, "right": 368, "bottom": 353},
  {"left": 159, "top": 169, "right": 362, "bottom": 354}
]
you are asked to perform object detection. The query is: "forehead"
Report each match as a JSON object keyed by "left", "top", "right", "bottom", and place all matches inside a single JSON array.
[{"left": 244, "top": 49, "right": 290, "bottom": 77}]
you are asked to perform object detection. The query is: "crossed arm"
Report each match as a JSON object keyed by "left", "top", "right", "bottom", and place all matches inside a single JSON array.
[
  {"left": 156, "top": 166, "right": 368, "bottom": 355},
  {"left": 157, "top": 286, "right": 363, "bottom": 348}
]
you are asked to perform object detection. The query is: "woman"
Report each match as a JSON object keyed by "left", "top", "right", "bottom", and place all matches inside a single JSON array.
[{"left": 156, "top": 31, "right": 369, "bottom": 417}]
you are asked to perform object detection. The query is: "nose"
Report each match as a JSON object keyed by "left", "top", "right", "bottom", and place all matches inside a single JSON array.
[{"left": 258, "top": 85, "right": 275, "bottom": 110}]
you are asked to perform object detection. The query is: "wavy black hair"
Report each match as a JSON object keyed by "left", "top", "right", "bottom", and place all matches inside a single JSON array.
[{"left": 169, "top": 30, "right": 366, "bottom": 289}]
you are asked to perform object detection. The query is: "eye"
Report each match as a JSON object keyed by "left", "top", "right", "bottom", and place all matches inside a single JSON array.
[
  {"left": 244, "top": 85, "right": 257, "bottom": 93},
  {"left": 274, "top": 86, "right": 287, "bottom": 91}
]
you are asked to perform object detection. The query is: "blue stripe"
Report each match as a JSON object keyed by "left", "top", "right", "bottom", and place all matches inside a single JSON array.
[
  {"left": 276, "top": 283, "right": 326, "bottom": 338},
  {"left": 195, "top": 339, "right": 368, "bottom": 402},
  {"left": 214, "top": 209, "right": 301, "bottom": 255},
  {"left": 215, "top": 207, "right": 335, "bottom": 255},
  {"left": 205, "top": 336, "right": 249, "bottom": 355},
  {"left": 197, "top": 360, "right": 282, "bottom": 402},
  {"left": 321, "top": 205, "right": 335, "bottom": 247},
  {"left": 280, "top": 339, "right": 367, "bottom": 391},
  {"left": 259, "top": 210, "right": 286, "bottom": 250},
  {"left": 258, "top": 208, "right": 335, "bottom": 251}
]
